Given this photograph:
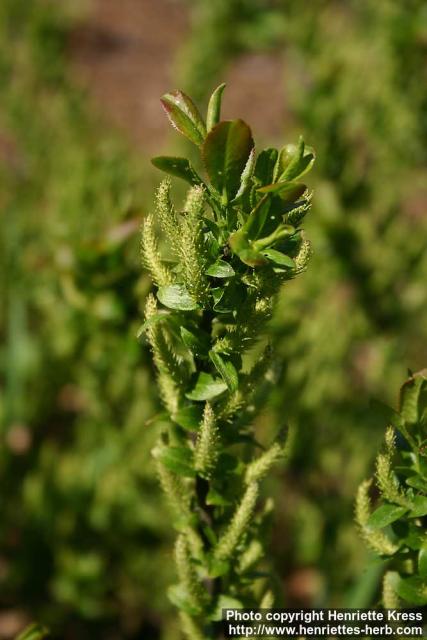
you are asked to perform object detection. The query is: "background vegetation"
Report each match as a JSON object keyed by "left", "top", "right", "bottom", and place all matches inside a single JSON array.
[{"left": 1, "top": 0, "right": 426, "bottom": 638}]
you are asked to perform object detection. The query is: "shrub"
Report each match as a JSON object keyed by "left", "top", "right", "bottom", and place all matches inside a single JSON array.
[
  {"left": 141, "top": 85, "right": 314, "bottom": 637},
  {"left": 356, "top": 370, "right": 427, "bottom": 607}
]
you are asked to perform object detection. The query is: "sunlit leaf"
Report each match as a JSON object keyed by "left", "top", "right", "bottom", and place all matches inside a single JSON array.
[
  {"left": 202, "top": 119, "right": 254, "bottom": 201},
  {"left": 206, "top": 83, "right": 226, "bottom": 132},
  {"left": 186, "top": 372, "right": 227, "bottom": 401},
  {"left": 151, "top": 156, "right": 202, "bottom": 185},
  {"left": 367, "top": 504, "right": 408, "bottom": 529},
  {"left": 157, "top": 284, "right": 199, "bottom": 311}
]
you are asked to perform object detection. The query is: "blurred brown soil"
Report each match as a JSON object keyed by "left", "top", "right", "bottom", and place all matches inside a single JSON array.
[
  {"left": 68, "top": 0, "right": 287, "bottom": 152},
  {"left": 68, "top": 0, "right": 188, "bottom": 153}
]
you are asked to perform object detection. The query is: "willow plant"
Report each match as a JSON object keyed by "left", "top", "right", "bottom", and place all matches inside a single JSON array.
[
  {"left": 141, "top": 84, "right": 314, "bottom": 638},
  {"left": 356, "top": 370, "right": 427, "bottom": 609}
]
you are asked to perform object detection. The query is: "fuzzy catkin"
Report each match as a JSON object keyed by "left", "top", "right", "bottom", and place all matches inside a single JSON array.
[{"left": 214, "top": 483, "right": 259, "bottom": 562}]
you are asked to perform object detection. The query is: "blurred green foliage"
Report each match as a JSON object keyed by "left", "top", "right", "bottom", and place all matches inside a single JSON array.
[
  {"left": 1, "top": 0, "right": 427, "bottom": 637},
  {"left": 0, "top": 1, "right": 179, "bottom": 638}
]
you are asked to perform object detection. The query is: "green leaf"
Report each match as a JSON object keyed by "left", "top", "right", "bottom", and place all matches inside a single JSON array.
[
  {"left": 240, "top": 194, "right": 271, "bottom": 240},
  {"left": 157, "top": 284, "right": 199, "bottom": 311},
  {"left": 276, "top": 138, "right": 315, "bottom": 182},
  {"left": 180, "top": 326, "right": 210, "bottom": 357},
  {"left": 400, "top": 372, "right": 427, "bottom": 425},
  {"left": 173, "top": 405, "right": 203, "bottom": 431},
  {"left": 168, "top": 584, "right": 201, "bottom": 615},
  {"left": 418, "top": 544, "right": 427, "bottom": 578},
  {"left": 254, "top": 148, "right": 278, "bottom": 186},
  {"left": 210, "top": 594, "right": 244, "bottom": 620},
  {"left": 206, "top": 260, "right": 235, "bottom": 278},
  {"left": 406, "top": 476, "right": 427, "bottom": 491},
  {"left": 367, "top": 504, "right": 408, "bottom": 530},
  {"left": 137, "top": 311, "right": 170, "bottom": 339},
  {"left": 395, "top": 576, "right": 427, "bottom": 606},
  {"left": 161, "top": 92, "right": 205, "bottom": 146},
  {"left": 16, "top": 625, "right": 49, "bottom": 640},
  {"left": 233, "top": 148, "right": 256, "bottom": 201},
  {"left": 410, "top": 495, "right": 427, "bottom": 517},
  {"left": 229, "top": 230, "right": 268, "bottom": 267},
  {"left": 261, "top": 249, "right": 295, "bottom": 268},
  {"left": 206, "top": 487, "right": 232, "bottom": 506},
  {"left": 211, "top": 282, "right": 246, "bottom": 312},
  {"left": 209, "top": 351, "right": 238, "bottom": 392},
  {"left": 257, "top": 182, "right": 306, "bottom": 202},
  {"left": 208, "top": 559, "right": 230, "bottom": 580},
  {"left": 151, "top": 156, "right": 202, "bottom": 185},
  {"left": 206, "top": 83, "right": 226, "bottom": 132},
  {"left": 154, "top": 445, "right": 195, "bottom": 477},
  {"left": 186, "top": 372, "right": 228, "bottom": 401},
  {"left": 217, "top": 453, "right": 238, "bottom": 474},
  {"left": 369, "top": 399, "right": 404, "bottom": 431},
  {"left": 402, "top": 525, "right": 426, "bottom": 550},
  {"left": 202, "top": 119, "right": 254, "bottom": 201}
]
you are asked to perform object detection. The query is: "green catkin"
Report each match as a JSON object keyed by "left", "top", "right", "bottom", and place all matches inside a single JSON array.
[
  {"left": 294, "top": 236, "right": 312, "bottom": 275},
  {"left": 141, "top": 213, "right": 173, "bottom": 286},
  {"left": 144, "top": 294, "right": 182, "bottom": 414},
  {"left": 156, "top": 178, "right": 179, "bottom": 249},
  {"left": 214, "top": 482, "right": 259, "bottom": 562},
  {"left": 376, "top": 451, "right": 409, "bottom": 509},
  {"left": 238, "top": 539, "right": 264, "bottom": 573},
  {"left": 175, "top": 535, "right": 207, "bottom": 613},
  {"left": 156, "top": 461, "right": 190, "bottom": 519},
  {"left": 260, "top": 589, "right": 274, "bottom": 609},
  {"left": 245, "top": 443, "right": 283, "bottom": 484},
  {"left": 180, "top": 612, "right": 205, "bottom": 640},
  {"left": 382, "top": 572, "right": 400, "bottom": 609},
  {"left": 355, "top": 480, "right": 398, "bottom": 556},
  {"left": 179, "top": 185, "right": 209, "bottom": 304},
  {"left": 194, "top": 403, "right": 219, "bottom": 478}
]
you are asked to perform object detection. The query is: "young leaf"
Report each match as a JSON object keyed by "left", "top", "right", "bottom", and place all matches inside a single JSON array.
[
  {"left": 419, "top": 545, "right": 427, "bottom": 578},
  {"left": 137, "top": 312, "right": 170, "bottom": 339},
  {"left": 229, "top": 231, "right": 268, "bottom": 267},
  {"left": 186, "top": 372, "right": 228, "bottom": 401},
  {"left": 202, "top": 119, "right": 254, "bottom": 202},
  {"left": 173, "top": 90, "right": 206, "bottom": 136},
  {"left": 168, "top": 584, "right": 200, "bottom": 616},
  {"left": 399, "top": 371, "right": 427, "bottom": 425},
  {"left": 161, "top": 93, "right": 205, "bottom": 146},
  {"left": 209, "top": 350, "right": 238, "bottom": 392},
  {"left": 206, "top": 260, "right": 235, "bottom": 278},
  {"left": 208, "top": 559, "right": 231, "bottom": 580},
  {"left": 157, "top": 284, "right": 199, "bottom": 311},
  {"left": 151, "top": 156, "right": 203, "bottom": 186},
  {"left": 276, "top": 138, "right": 315, "bottom": 182},
  {"left": 210, "top": 594, "right": 244, "bottom": 620},
  {"left": 238, "top": 194, "right": 271, "bottom": 240},
  {"left": 154, "top": 445, "right": 195, "bottom": 477},
  {"left": 257, "top": 182, "right": 307, "bottom": 203},
  {"left": 367, "top": 504, "right": 408, "bottom": 530},
  {"left": 173, "top": 405, "right": 203, "bottom": 431},
  {"left": 206, "top": 83, "right": 226, "bottom": 132},
  {"left": 395, "top": 576, "right": 427, "bottom": 606},
  {"left": 16, "top": 625, "right": 49, "bottom": 640},
  {"left": 180, "top": 326, "right": 210, "bottom": 357},
  {"left": 261, "top": 248, "right": 295, "bottom": 268},
  {"left": 254, "top": 148, "right": 278, "bottom": 186},
  {"left": 233, "top": 147, "right": 256, "bottom": 201},
  {"left": 206, "top": 487, "right": 232, "bottom": 506},
  {"left": 410, "top": 495, "right": 427, "bottom": 518}
]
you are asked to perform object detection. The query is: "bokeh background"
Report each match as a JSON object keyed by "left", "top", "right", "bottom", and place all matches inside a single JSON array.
[{"left": 1, "top": 0, "right": 426, "bottom": 638}]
